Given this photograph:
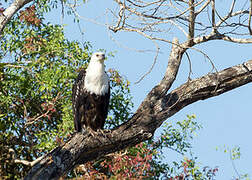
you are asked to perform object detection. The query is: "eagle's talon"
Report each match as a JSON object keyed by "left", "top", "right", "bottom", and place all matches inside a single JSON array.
[
  {"left": 102, "top": 129, "right": 111, "bottom": 133},
  {"left": 96, "top": 129, "right": 105, "bottom": 137},
  {"left": 86, "top": 127, "right": 98, "bottom": 137}
]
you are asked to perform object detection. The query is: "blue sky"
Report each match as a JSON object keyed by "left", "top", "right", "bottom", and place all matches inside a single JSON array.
[{"left": 46, "top": 1, "right": 252, "bottom": 179}]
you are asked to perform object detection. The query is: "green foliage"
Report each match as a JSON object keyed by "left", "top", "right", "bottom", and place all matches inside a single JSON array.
[
  {"left": 0, "top": 13, "right": 86, "bottom": 179},
  {"left": 106, "top": 69, "right": 133, "bottom": 129},
  {"left": 80, "top": 143, "right": 154, "bottom": 179},
  {"left": 147, "top": 115, "right": 218, "bottom": 179},
  {"left": 0, "top": 3, "right": 133, "bottom": 179},
  {"left": 217, "top": 145, "right": 250, "bottom": 180},
  {"left": 156, "top": 114, "right": 201, "bottom": 155}
]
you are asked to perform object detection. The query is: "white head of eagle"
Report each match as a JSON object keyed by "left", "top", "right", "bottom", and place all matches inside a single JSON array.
[{"left": 72, "top": 52, "right": 110, "bottom": 132}]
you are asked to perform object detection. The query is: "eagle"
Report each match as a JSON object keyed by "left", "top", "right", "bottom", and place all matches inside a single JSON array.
[{"left": 72, "top": 52, "right": 110, "bottom": 133}]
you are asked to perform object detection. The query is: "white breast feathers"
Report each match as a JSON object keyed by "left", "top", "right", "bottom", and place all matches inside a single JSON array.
[{"left": 84, "top": 60, "right": 109, "bottom": 95}]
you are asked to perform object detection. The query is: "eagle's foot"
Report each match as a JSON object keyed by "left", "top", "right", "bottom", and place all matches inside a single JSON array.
[
  {"left": 97, "top": 129, "right": 110, "bottom": 138},
  {"left": 86, "top": 127, "right": 98, "bottom": 137},
  {"left": 86, "top": 128, "right": 111, "bottom": 139},
  {"left": 98, "top": 129, "right": 113, "bottom": 142},
  {"left": 102, "top": 129, "right": 111, "bottom": 133},
  {"left": 97, "top": 129, "right": 105, "bottom": 136}
]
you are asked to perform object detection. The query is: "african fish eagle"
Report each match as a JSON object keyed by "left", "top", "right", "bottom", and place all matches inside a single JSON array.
[{"left": 72, "top": 52, "right": 110, "bottom": 132}]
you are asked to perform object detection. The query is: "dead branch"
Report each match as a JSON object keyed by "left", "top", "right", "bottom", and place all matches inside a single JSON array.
[{"left": 9, "top": 148, "right": 45, "bottom": 167}]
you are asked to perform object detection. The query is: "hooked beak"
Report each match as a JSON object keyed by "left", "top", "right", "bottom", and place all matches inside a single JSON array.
[{"left": 101, "top": 54, "right": 105, "bottom": 60}]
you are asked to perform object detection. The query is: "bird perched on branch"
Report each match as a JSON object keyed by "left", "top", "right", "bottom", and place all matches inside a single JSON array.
[{"left": 72, "top": 52, "right": 110, "bottom": 134}]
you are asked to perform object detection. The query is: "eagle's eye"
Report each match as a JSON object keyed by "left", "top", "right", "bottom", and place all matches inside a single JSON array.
[{"left": 96, "top": 54, "right": 99, "bottom": 57}]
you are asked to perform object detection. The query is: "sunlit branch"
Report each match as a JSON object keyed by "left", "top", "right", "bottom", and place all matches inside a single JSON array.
[
  {"left": 216, "top": 10, "right": 249, "bottom": 28},
  {"left": 193, "top": 32, "right": 252, "bottom": 44},
  {"left": 109, "top": 0, "right": 126, "bottom": 32},
  {"left": 9, "top": 148, "right": 44, "bottom": 167},
  {"left": 195, "top": 0, "right": 211, "bottom": 15},
  {"left": 211, "top": 0, "right": 216, "bottom": 32},
  {"left": 0, "top": 0, "right": 32, "bottom": 35},
  {"left": 248, "top": 0, "right": 252, "bottom": 35}
]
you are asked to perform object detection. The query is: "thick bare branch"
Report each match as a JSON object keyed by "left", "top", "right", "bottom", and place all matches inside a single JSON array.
[
  {"left": 25, "top": 57, "right": 252, "bottom": 179},
  {"left": 0, "top": 0, "right": 32, "bottom": 35},
  {"left": 156, "top": 60, "right": 252, "bottom": 120},
  {"left": 153, "top": 38, "right": 184, "bottom": 96}
]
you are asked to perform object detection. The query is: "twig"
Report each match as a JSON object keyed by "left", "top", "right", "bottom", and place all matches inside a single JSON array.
[
  {"left": 195, "top": 0, "right": 211, "bottom": 16},
  {"left": 229, "top": 149, "right": 241, "bottom": 179},
  {"left": 184, "top": 51, "right": 193, "bottom": 81},
  {"left": 211, "top": 0, "right": 217, "bottom": 33},
  {"left": 9, "top": 148, "right": 44, "bottom": 167},
  {"left": 134, "top": 44, "right": 160, "bottom": 84},
  {"left": 248, "top": 0, "right": 252, "bottom": 35}
]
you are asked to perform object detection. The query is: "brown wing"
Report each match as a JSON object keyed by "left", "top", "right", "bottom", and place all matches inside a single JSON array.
[{"left": 72, "top": 69, "right": 86, "bottom": 132}]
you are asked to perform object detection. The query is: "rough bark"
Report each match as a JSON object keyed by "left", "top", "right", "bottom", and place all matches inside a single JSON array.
[
  {"left": 24, "top": 37, "right": 252, "bottom": 178},
  {"left": 0, "top": 0, "right": 32, "bottom": 36}
]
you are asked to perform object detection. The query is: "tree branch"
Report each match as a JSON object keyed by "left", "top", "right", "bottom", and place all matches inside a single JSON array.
[
  {"left": 151, "top": 38, "right": 184, "bottom": 97},
  {"left": 188, "top": 0, "right": 195, "bottom": 46},
  {"left": 9, "top": 148, "right": 45, "bottom": 167},
  {"left": 0, "top": 0, "right": 32, "bottom": 36},
  {"left": 193, "top": 32, "right": 252, "bottom": 45},
  {"left": 211, "top": 0, "right": 217, "bottom": 33},
  {"left": 248, "top": 0, "right": 252, "bottom": 35},
  {"left": 156, "top": 60, "right": 252, "bottom": 120},
  {"left": 25, "top": 58, "right": 252, "bottom": 179}
]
